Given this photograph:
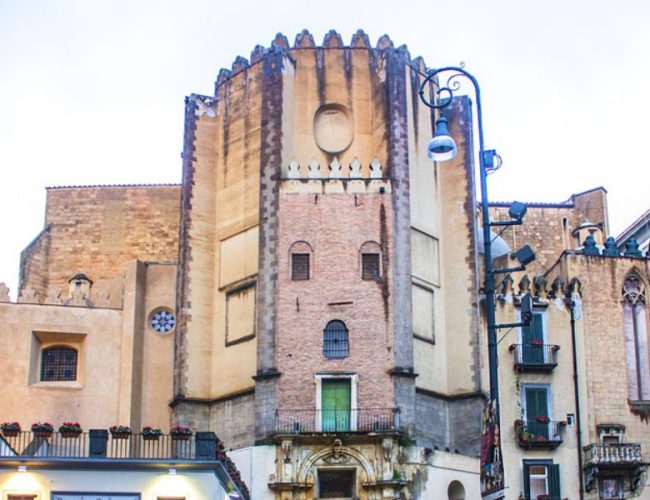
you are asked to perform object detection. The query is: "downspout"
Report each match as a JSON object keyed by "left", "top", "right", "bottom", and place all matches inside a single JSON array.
[{"left": 568, "top": 296, "right": 585, "bottom": 498}]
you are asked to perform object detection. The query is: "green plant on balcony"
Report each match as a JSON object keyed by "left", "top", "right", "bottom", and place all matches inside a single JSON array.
[
  {"left": 109, "top": 425, "right": 132, "bottom": 439},
  {"left": 170, "top": 425, "right": 192, "bottom": 441},
  {"left": 32, "top": 422, "right": 54, "bottom": 437},
  {"left": 58, "top": 422, "right": 82, "bottom": 438},
  {"left": 141, "top": 426, "right": 162, "bottom": 440},
  {"left": 1, "top": 422, "right": 21, "bottom": 437}
]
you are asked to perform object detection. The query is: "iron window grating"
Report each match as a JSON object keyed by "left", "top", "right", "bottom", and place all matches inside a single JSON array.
[
  {"left": 323, "top": 320, "right": 349, "bottom": 359},
  {"left": 362, "top": 253, "right": 380, "bottom": 280},
  {"left": 291, "top": 253, "right": 310, "bottom": 280},
  {"left": 41, "top": 346, "right": 78, "bottom": 381}
]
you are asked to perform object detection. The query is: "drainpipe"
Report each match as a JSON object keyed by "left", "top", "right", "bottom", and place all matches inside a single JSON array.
[{"left": 568, "top": 297, "right": 585, "bottom": 498}]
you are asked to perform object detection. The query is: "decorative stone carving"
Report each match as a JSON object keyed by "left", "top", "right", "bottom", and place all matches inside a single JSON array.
[
  {"left": 624, "top": 238, "right": 643, "bottom": 257},
  {"left": 281, "top": 439, "right": 293, "bottom": 463},
  {"left": 370, "top": 158, "right": 382, "bottom": 178},
  {"left": 44, "top": 288, "right": 62, "bottom": 305},
  {"left": 314, "top": 104, "right": 354, "bottom": 154},
  {"left": 382, "top": 437, "right": 393, "bottom": 462},
  {"left": 582, "top": 235, "right": 600, "bottom": 256},
  {"left": 329, "top": 157, "right": 342, "bottom": 178},
  {"left": 548, "top": 276, "right": 564, "bottom": 299},
  {"left": 533, "top": 275, "right": 547, "bottom": 298},
  {"left": 518, "top": 275, "right": 531, "bottom": 295},
  {"left": 499, "top": 274, "right": 514, "bottom": 296},
  {"left": 194, "top": 96, "right": 217, "bottom": 118},
  {"left": 18, "top": 287, "right": 38, "bottom": 304},
  {"left": 349, "top": 157, "right": 362, "bottom": 178},
  {"left": 603, "top": 236, "right": 620, "bottom": 257},
  {"left": 308, "top": 158, "right": 321, "bottom": 178},
  {"left": 287, "top": 159, "right": 301, "bottom": 179},
  {"left": 0, "top": 283, "right": 10, "bottom": 302},
  {"left": 323, "top": 438, "right": 351, "bottom": 464}
]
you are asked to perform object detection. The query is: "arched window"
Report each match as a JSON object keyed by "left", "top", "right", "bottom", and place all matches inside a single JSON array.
[
  {"left": 41, "top": 346, "right": 78, "bottom": 381},
  {"left": 448, "top": 480, "right": 466, "bottom": 500},
  {"left": 360, "top": 241, "right": 381, "bottom": 281},
  {"left": 289, "top": 241, "right": 313, "bottom": 281},
  {"left": 323, "top": 320, "right": 349, "bottom": 359},
  {"left": 622, "top": 273, "right": 650, "bottom": 401}
]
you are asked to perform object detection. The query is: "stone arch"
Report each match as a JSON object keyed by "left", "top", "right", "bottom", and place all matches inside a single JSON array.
[
  {"left": 448, "top": 480, "right": 466, "bottom": 499},
  {"left": 297, "top": 443, "right": 378, "bottom": 484}
]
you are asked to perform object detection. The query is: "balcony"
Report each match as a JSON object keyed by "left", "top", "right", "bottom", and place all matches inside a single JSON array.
[
  {"left": 0, "top": 430, "right": 197, "bottom": 459},
  {"left": 515, "top": 419, "right": 565, "bottom": 449},
  {"left": 583, "top": 443, "right": 648, "bottom": 495},
  {"left": 275, "top": 408, "right": 399, "bottom": 434},
  {"left": 509, "top": 343, "right": 559, "bottom": 373}
]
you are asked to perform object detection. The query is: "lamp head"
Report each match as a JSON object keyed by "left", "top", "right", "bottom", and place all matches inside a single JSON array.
[
  {"left": 508, "top": 201, "right": 527, "bottom": 222},
  {"left": 427, "top": 117, "right": 457, "bottom": 162},
  {"left": 512, "top": 244, "right": 536, "bottom": 267}
]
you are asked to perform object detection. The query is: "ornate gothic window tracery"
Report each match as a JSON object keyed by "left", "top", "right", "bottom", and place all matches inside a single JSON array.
[{"left": 622, "top": 273, "right": 650, "bottom": 401}]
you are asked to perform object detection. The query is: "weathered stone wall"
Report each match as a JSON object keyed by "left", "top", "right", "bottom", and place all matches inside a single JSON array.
[
  {"left": 559, "top": 255, "right": 650, "bottom": 452},
  {"left": 489, "top": 188, "right": 609, "bottom": 275},
  {"left": 19, "top": 225, "right": 51, "bottom": 301},
  {"left": 20, "top": 185, "right": 180, "bottom": 301}
]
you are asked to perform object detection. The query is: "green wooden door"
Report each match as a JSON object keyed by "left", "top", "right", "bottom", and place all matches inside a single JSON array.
[
  {"left": 522, "top": 312, "right": 544, "bottom": 364},
  {"left": 525, "top": 387, "right": 549, "bottom": 439},
  {"left": 322, "top": 380, "right": 351, "bottom": 431}
]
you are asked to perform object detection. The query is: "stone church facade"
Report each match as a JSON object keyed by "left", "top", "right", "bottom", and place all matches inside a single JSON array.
[{"left": 1, "top": 29, "right": 649, "bottom": 500}]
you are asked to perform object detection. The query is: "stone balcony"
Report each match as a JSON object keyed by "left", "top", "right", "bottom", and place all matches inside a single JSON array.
[{"left": 583, "top": 443, "right": 648, "bottom": 496}]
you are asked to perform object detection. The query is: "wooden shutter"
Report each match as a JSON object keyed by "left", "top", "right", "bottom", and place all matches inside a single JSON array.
[
  {"left": 525, "top": 387, "right": 549, "bottom": 438},
  {"left": 322, "top": 379, "right": 351, "bottom": 431},
  {"left": 549, "top": 464, "right": 561, "bottom": 498},
  {"left": 522, "top": 461, "right": 531, "bottom": 499}
]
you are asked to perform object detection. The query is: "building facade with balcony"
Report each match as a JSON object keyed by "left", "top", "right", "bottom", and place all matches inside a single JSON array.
[
  {"left": 487, "top": 194, "right": 650, "bottom": 500},
  {"left": 1, "top": 28, "right": 649, "bottom": 500}
]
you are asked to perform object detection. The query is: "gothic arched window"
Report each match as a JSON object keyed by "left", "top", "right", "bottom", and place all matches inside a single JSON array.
[
  {"left": 622, "top": 273, "right": 650, "bottom": 401},
  {"left": 323, "top": 320, "right": 349, "bottom": 359},
  {"left": 40, "top": 346, "right": 78, "bottom": 381}
]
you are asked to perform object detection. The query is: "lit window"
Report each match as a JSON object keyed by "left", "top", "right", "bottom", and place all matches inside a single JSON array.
[
  {"left": 41, "top": 346, "right": 78, "bottom": 381},
  {"left": 323, "top": 320, "right": 349, "bottom": 359},
  {"left": 362, "top": 253, "right": 380, "bottom": 280},
  {"left": 523, "top": 460, "right": 561, "bottom": 499},
  {"left": 291, "top": 253, "right": 310, "bottom": 280}
]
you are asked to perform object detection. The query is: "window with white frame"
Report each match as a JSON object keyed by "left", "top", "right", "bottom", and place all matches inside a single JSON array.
[{"left": 523, "top": 460, "right": 561, "bottom": 499}]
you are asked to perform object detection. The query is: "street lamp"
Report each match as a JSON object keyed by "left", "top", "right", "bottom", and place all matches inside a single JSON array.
[{"left": 419, "top": 66, "right": 535, "bottom": 499}]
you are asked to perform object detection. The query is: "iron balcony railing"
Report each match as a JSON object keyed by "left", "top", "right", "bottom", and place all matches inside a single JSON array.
[
  {"left": 583, "top": 443, "right": 643, "bottom": 466},
  {"left": 515, "top": 419, "right": 565, "bottom": 449},
  {"left": 0, "top": 431, "right": 195, "bottom": 459},
  {"left": 509, "top": 343, "right": 559, "bottom": 372},
  {"left": 275, "top": 408, "right": 399, "bottom": 433}
]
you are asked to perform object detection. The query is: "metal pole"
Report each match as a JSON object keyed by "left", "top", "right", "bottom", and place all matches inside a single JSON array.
[{"left": 419, "top": 67, "right": 504, "bottom": 498}]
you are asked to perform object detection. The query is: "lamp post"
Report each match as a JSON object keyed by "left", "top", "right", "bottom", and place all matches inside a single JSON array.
[{"left": 418, "top": 67, "right": 534, "bottom": 499}]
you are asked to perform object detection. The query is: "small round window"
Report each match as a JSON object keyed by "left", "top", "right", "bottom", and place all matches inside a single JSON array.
[{"left": 150, "top": 308, "right": 176, "bottom": 333}]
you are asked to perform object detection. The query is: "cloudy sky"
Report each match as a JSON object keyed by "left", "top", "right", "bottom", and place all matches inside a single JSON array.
[{"left": 1, "top": 0, "right": 648, "bottom": 295}]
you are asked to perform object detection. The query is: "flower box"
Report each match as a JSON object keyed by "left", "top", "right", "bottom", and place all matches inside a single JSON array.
[
  {"left": 1, "top": 422, "right": 21, "bottom": 437},
  {"left": 170, "top": 425, "right": 192, "bottom": 441},
  {"left": 32, "top": 422, "right": 54, "bottom": 438},
  {"left": 109, "top": 425, "right": 132, "bottom": 439},
  {"left": 59, "top": 422, "right": 82, "bottom": 437},
  {"left": 61, "top": 431, "right": 81, "bottom": 438},
  {"left": 141, "top": 426, "right": 162, "bottom": 441},
  {"left": 2, "top": 429, "right": 19, "bottom": 438}
]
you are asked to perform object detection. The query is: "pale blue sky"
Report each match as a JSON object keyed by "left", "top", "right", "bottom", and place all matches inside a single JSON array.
[{"left": 1, "top": 0, "right": 648, "bottom": 295}]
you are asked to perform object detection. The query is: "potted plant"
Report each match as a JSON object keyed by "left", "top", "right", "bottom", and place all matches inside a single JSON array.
[
  {"left": 141, "top": 426, "right": 162, "bottom": 441},
  {"left": 58, "top": 422, "right": 82, "bottom": 438},
  {"left": 109, "top": 425, "right": 132, "bottom": 439},
  {"left": 535, "top": 415, "right": 550, "bottom": 424},
  {"left": 532, "top": 338, "right": 544, "bottom": 347},
  {"left": 1, "top": 422, "right": 21, "bottom": 437},
  {"left": 32, "top": 422, "right": 54, "bottom": 438},
  {"left": 170, "top": 425, "right": 192, "bottom": 441}
]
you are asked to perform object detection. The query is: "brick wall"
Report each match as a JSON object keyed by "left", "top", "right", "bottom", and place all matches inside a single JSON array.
[
  {"left": 275, "top": 190, "right": 395, "bottom": 411},
  {"left": 20, "top": 185, "right": 180, "bottom": 300}
]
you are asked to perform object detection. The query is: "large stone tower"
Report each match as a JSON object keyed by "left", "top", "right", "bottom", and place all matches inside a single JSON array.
[{"left": 172, "top": 29, "right": 482, "bottom": 498}]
